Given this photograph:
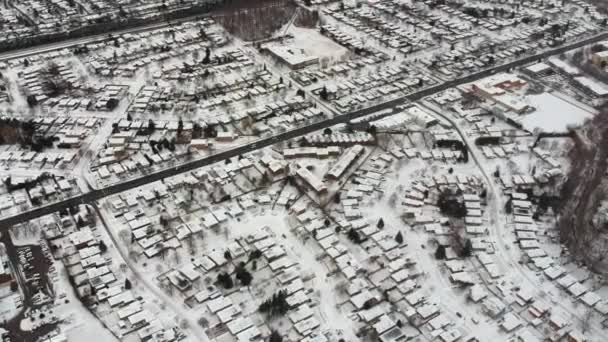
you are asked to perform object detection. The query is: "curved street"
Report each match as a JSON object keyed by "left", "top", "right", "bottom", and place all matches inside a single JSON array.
[
  {"left": 93, "top": 204, "right": 211, "bottom": 342},
  {"left": 419, "top": 100, "right": 605, "bottom": 336}
]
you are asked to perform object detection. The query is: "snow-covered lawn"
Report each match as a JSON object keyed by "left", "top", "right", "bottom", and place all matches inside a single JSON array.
[
  {"left": 519, "top": 92, "right": 595, "bottom": 133},
  {"left": 286, "top": 26, "right": 349, "bottom": 61}
]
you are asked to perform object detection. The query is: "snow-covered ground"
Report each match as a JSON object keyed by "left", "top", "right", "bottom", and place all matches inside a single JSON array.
[
  {"left": 1, "top": 0, "right": 608, "bottom": 341},
  {"left": 519, "top": 92, "right": 596, "bottom": 133}
]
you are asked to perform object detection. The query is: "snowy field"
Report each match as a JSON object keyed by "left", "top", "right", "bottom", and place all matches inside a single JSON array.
[
  {"left": 519, "top": 92, "right": 596, "bottom": 133},
  {"left": 286, "top": 26, "right": 350, "bottom": 61}
]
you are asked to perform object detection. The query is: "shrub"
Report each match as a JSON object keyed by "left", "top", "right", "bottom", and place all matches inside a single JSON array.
[{"left": 435, "top": 245, "right": 446, "bottom": 260}]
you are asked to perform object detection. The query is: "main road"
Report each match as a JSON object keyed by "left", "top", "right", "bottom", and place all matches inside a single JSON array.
[
  {"left": 1, "top": 31, "right": 607, "bottom": 229},
  {"left": 0, "top": 0, "right": 285, "bottom": 63},
  {"left": 0, "top": 14, "right": 211, "bottom": 63}
]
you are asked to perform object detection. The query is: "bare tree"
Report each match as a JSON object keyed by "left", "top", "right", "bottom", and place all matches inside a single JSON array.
[
  {"left": 129, "top": 250, "right": 139, "bottom": 262},
  {"left": 118, "top": 229, "right": 131, "bottom": 243},
  {"left": 581, "top": 307, "right": 594, "bottom": 334}
]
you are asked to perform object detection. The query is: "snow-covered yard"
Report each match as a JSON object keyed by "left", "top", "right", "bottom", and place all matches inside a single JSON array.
[{"left": 519, "top": 92, "right": 595, "bottom": 133}]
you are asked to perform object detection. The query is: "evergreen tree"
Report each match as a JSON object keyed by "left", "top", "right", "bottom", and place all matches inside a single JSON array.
[
  {"left": 203, "top": 47, "right": 211, "bottom": 64},
  {"left": 461, "top": 239, "right": 473, "bottom": 258},
  {"left": 480, "top": 189, "right": 487, "bottom": 198},
  {"left": 319, "top": 86, "right": 328, "bottom": 100},
  {"left": 435, "top": 245, "right": 446, "bottom": 260},
  {"left": 98, "top": 240, "right": 107, "bottom": 253},
  {"left": 505, "top": 198, "right": 513, "bottom": 214},
  {"left": 347, "top": 228, "right": 362, "bottom": 244},
  {"left": 235, "top": 263, "right": 253, "bottom": 286},
  {"left": 437, "top": 189, "right": 467, "bottom": 218},
  {"left": 217, "top": 272, "right": 234, "bottom": 289},
  {"left": 177, "top": 117, "right": 184, "bottom": 136},
  {"left": 148, "top": 119, "right": 156, "bottom": 133},
  {"left": 269, "top": 330, "right": 283, "bottom": 342},
  {"left": 259, "top": 290, "right": 290, "bottom": 317},
  {"left": 249, "top": 249, "right": 262, "bottom": 260},
  {"left": 395, "top": 231, "right": 403, "bottom": 244}
]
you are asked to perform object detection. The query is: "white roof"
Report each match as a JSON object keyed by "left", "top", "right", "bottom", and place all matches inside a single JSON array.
[
  {"left": 526, "top": 62, "right": 551, "bottom": 73},
  {"left": 574, "top": 76, "right": 608, "bottom": 96}
]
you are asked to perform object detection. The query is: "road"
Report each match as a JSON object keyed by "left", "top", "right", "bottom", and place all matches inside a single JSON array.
[
  {"left": 0, "top": 15, "right": 207, "bottom": 63},
  {"left": 1, "top": 31, "right": 607, "bottom": 229},
  {"left": 0, "top": 0, "right": 253, "bottom": 63},
  {"left": 0, "top": 0, "right": 297, "bottom": 63}
]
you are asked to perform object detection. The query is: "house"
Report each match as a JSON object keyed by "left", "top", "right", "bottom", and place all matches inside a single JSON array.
[
  {"left": 548, "top": 310, "right": 570, "bottom": 331},
  {"left": 572, "top": 76, "right": 608, "bottom": 104},
  {"left": 514, "top": 329, "right": 541, "bottom": 342},
  {"left": 68, "top": 228, "right": 96, "bottom": 249},
  {"left": 565, "top": 329, "right": 586, "bottom": 342},
  {"left": 190, "top": 139, "right": 209, "bottom": 149},
  {"left": 267, "top": 160, "right": 286, "bottom": 178},
  {"left": 439, "top": 329, "right": 462, "bottom": 342},
  {"left": 46, "top": 333, "right": 68, "bottom": 342},
  {"left": 326, "top": 145, "right": 365, "bottom": 180},
  {"left": 59, "top": 136, "right": 81, "bottom": 147},
  {"left": 591, "top": 50, "right": 608, "bottom": 67},
  {"left": 524, "top": 62, "right": 552, "bottom": 77},
  {"left": 216, "top": 131, "right": 236, "bottom": 142},
  {"left": 547, "top": 57, "right": 581, "bottom": 77},
  {"left": 296, "top": 165, "right": 327, "bottom": 193},
  {"left": 108, "top": 137, "right": 126, "bottom": 147},
  {"left": 482, "top": 297, "right": 506, "bottom": 318},
  {"left": 450, "top": 271, "right": 475, "bottom": 286},
  {"left": 501, "top": 312, "right": 523, "bottom": 332},
  {"left": 468, "top": 284, "right": 488, "bottom": 303}
]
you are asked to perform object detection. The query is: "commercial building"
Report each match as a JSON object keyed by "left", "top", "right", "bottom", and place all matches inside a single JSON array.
[{"left": 263, "top": 43, "right": 319, "bottom": 70}]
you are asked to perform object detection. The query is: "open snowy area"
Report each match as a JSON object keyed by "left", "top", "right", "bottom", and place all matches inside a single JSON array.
[{"left": 519, "top": 92, "right": 595, "bottom": 133}]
